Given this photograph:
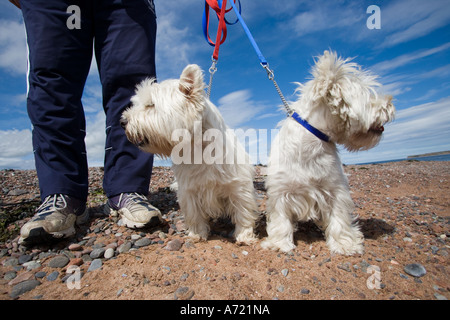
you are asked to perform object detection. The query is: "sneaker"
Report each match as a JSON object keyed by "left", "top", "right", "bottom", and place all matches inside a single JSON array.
[
  {"left": 19, "top": 194, "right": 89, "bottom": 245},
  {"left": 105, "top": 193, "right": 163, "bottom": 229}
]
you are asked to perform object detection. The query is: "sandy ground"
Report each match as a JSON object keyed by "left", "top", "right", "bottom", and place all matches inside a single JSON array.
[{"left": 0, "top": 161, "right": 449, "bottom": 301}]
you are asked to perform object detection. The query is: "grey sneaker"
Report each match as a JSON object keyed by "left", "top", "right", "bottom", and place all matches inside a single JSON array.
[
  {"left": 19, "top": 194, "right": 89, "bottom": 245},
  {"left": 105, "top": 193, "right": 163, "bottom": 229}
]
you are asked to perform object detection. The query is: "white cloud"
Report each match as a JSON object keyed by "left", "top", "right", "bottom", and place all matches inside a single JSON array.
[
  {"left": 217, "top": 90, "right": 267, "bottom": 128},
  {"left": 288, "top": 2, "right": 363, "bottom": 37},
  {"left": 371, "top": 43, "right": 450, "bottom": 75},
  {"left": 154, "top": 2, "right": 206, "bottom": 80},
  {"left": 0, "top": 19, "right": 26, "bottom": 75},
  {"left": 85, "top": 111, "right": 106, "bottom": 167},
  {"left": 0, "top": 129, "right": 33, "bottom": 169},
  {"left": 381, "top": 0, "right": 450, "bottom": 47}
]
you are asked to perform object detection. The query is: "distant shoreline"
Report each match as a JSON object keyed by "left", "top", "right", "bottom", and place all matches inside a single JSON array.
[{"left": 407, "top": 150, "right": 450, "bottom": 159}]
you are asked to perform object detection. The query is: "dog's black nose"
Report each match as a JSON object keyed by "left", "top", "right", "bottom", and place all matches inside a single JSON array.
[{"left": 120, "top": 118, "right": 128, "bottom": 129}]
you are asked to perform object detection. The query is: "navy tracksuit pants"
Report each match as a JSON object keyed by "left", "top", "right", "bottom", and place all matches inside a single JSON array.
[{"left": 21, "top": 0, "right": 157, "bottom": 202}]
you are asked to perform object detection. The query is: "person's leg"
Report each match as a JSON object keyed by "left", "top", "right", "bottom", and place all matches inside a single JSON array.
[
  {"left": 94, "top": 0, "right": 157, "bottom": 199},
  {"left": 22, "top": 0, "right": 93, "bottom": 202},
  {"left": 19, "top": 0, "right": 93, "bottom": 243}
]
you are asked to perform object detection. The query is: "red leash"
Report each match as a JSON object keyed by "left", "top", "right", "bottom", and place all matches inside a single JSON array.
[{"left": 204, "top": 0, "right": 235, "bottom": 61}]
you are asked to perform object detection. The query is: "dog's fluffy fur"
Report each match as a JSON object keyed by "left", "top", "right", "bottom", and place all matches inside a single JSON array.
[
  {"left": 261, "top": 51, "right": 395, "bottom": 255},
  {"left": 121, "top": 64, "right": 258, "bottom": 244}
]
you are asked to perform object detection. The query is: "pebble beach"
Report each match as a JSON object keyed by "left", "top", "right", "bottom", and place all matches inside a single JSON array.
[{"left": 0, "top": 161, "right": 448, "bottom": 300}]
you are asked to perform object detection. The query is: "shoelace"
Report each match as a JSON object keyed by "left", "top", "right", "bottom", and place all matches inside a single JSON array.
[
  {"left": 35, "top": 194, "right": 68, "bottom": 217},
  {"left": 118, "top": 193, "right": 153, "bottom": 213}
]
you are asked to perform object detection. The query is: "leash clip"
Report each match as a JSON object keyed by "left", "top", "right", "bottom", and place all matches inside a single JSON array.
[
  {"left": 209, "top": 57, "right": 218, "bottom": 75},
  {"left": 261, "top": 63, "right": 274, "bottom": 81},
  {"left": 207, "top": 57, "right": 218, "bottom": 98}
]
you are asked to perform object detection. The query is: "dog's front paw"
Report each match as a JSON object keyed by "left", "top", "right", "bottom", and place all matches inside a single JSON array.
[
  {"left": 234, "top": 228, "right": 257, "bottom": 245},
  {"left": 187, "top": 230, "right": 208, "bottom": 242},
  {"left": 327, "top": 238, "right": 364, "bottom": 256},
  {"left": 261, "top": 238, "right": 296, "bottom": 253}
]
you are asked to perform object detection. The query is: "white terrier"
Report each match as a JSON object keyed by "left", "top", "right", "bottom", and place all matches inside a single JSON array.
[
  {"left": 121, "top": 64, "right": 259, "bottom": 244},
  {"left": 261, "top": 51, "right": 395, "bottom": 255}
]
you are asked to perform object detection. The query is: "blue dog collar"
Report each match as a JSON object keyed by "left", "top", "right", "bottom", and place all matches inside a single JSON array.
[{"left": 290, "top": 111, "right": 330, "bottom": 142}]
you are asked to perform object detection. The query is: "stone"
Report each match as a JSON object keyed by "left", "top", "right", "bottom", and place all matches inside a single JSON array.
[
  {"left": 4, "top": 271, "right": 17, "bottom": 281},
  {"left": 88, "top": 259, "right": 102, "bottom": 272},
  {"left": 281, "top": 269, "right": 289, "bottom": 277},
  {"left": 46, "top": 271, "right": 59, "bottom": 281},
  {"left": 18, "top": 254, "right": 32, "bottom": 264},
  {"left": 34, "top": 271, "right": 47, "bottom": 279},
  {"left": 68, "top": 243, "right": 83, "bottom": 251},
  {"left": 104, "top": 248, "right": 114, "bottom": 259},
  {"left": 8, "top": 271, "right": 34, "bottom": 286},
  {"left": 164, "top": 239, "right": 183, "bottom": 251},
  {"left": 134, "top": 238, "right": 151, "bottom": 248},
  {"left": 23, "top": 261, "right": 41, "bottom": 271},
  {"left": 118, "top": 241, "right": 132, "bottom": 253},
  {"left": 131, "top": 234, "right": 141, "bottom": 241},
  {"left": 89, "top": 248, "right": 106, "bottom": 259},
  {"left": 174, "top": 286, "right": 195, "bottom": 300},
  {"left": 404, "top": 263, "right": 426, "bottom": 278},
  {"left": 48, "top": 255, "right": 70, "bottom": 268},
  {"left": 300, "top": 288, "right": 310, "bottom": 294},
  {"left": 10, "top": 280, "right": 40, "bottom": 299}
]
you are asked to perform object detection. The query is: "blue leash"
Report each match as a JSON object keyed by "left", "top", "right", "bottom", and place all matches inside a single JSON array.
[
  {"left": 227, "top": 0, "right": 267, "bottom": 66},
  {"left": 204, "top": 1, "right": 330, "bottom": 143}
]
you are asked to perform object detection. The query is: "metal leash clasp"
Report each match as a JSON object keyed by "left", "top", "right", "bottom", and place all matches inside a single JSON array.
[
  {"left": 260, "top": 63, "right": 293, "bottom": 116},
  {"left": 261, "top": 63, "right": 274, "bottom": 81},
  {"left": 207, "top": 57, "right": 218, "bottom": 98}
]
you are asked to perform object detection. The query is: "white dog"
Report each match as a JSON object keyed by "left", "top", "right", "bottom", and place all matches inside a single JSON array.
[
  {"left": 121, "top": 64, "right": 259, "bottom": 244},
  {"left": 261, "top": 51, "right": 395, "bottom": 255}
]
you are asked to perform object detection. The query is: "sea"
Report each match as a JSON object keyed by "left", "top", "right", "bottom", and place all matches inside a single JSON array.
[{"left": 356, "top": 153, "right": 450, "bottom": 165}]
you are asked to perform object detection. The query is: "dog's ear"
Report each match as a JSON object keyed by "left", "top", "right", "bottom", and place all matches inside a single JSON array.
[
  {"left": 309, "top": 51, "right": 378, "bottom": 121},
  {"left": 179, "top": 64, "right": 205, "bottom": 98}
]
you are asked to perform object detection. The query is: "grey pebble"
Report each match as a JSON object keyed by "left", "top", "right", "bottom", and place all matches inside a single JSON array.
[
  {"left": 134, "top": 238, "right": 151, "bottom": 248},
  {"left": 300, "top": 288, "right": 310, "bottom": 294},
  {"left": 3, "top": 257, "right": 18, "bottom": 267},
  {"left": 47, "top": 271, "right": 59, "bottom": 281},
  {"left": 4, "top": 271, "right": 17, "bottom": 281},
  {"left": 174, "top": 286, "right": 195, "bottom": 300},
  {"left": 90, "top": 248, "right": 106, "bottom": 259},
  {"left": 10, "top": 280, "right": 41, "bottom": 299},
  {"left": 434, "top": 293, "right": 448, "bottom": 300},
  {"left": 281, "top": 269, "right": 289, "bottom": 277},
  {"left": 118, "top": 241, "right": 132, "bottom": 253},
  {"left": 404, "top": 263, "right": 426, "bottom": 278},
  {"left": 88, "top": 259, "right": 102, "bottom": 272},
  {"left": 18, "top": 254, "right": 32, "bottom": 264},
  {"left": 48, "top": 255, "right": 69, "bottom": 268},
  {"left": 34, "top": 271, "right": 47, "bottom": 279}
]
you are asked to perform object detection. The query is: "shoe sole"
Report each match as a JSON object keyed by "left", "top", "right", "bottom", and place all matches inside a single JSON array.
[
  {"left": 18, "top": 209, "right": 89, "bottom": 246},
  {"left": 105, "top": 204, "right": 162, "bottom": 229}
]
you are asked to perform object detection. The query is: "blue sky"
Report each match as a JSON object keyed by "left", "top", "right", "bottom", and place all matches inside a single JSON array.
[{"left": 0, "top": 0, "right": 449, "bottom": 169}]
